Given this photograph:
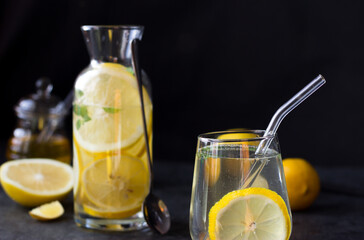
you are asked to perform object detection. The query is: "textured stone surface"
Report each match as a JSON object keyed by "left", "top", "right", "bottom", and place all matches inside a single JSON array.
[{"left": 0, "top": 161, "right": 363, "bottom": 239}]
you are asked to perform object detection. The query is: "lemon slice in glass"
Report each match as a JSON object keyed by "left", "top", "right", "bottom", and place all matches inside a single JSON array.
[
  {"left": 74, "top": 62, "right": 152, "bottom": 153},
  {"left": 82, "top": 156, "right": 149, "bottom": 218},
  {"left": 208, "top": 187, "right": 291, "bottom": 240},
  {"left": 218, "top": 133, "right": 259, "bottom": 140},
  {"left": 0, "top": 159, "right": 73, "bottom": 207}
]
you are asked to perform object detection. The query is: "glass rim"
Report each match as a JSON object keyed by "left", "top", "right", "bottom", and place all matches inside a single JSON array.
[
  {"left": 81, "top": 25, "right": 144, "bottom": 31},
  {"left": 198, "top": 130, "right": 276, "bottom": 142}
]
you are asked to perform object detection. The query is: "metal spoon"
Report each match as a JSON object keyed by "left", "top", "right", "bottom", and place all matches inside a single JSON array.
[{"left": 131, "top": 39, "right": 171, "bottom": 235}]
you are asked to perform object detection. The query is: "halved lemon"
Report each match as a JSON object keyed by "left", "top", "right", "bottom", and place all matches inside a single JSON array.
[
  {"left": 0, "top": 159, "right": 73, "bottom": 207},
  {"left": 74, "top": 62, "right": 152, "bottom": 153},
  {"left": 209, "top": 187, "right": 291, "bottom": 240},
  {"left": 29, "top": 201, "right": 64, "bottom": 221},
  {"left": 82, "top": 156, "right": 149, "bottom": 218}
]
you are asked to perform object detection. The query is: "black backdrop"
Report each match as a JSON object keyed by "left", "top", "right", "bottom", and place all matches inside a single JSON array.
[{"left": 1, "top": 0, "right": 363, "bottom": 166}]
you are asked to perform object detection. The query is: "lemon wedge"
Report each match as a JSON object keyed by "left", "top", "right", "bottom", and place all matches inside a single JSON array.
[
  {"left": 73, "top": 62, "right": 152, "bottom": 153},
  {"left": 82, "top": 156, "right": 149, "bottom": 218},
  {"left": 29, "top": 201, "right": 64, "bottom": 221},
  {"left": 209, "top": 187, "right": 291, "bottom": 240},
  {"left": 0, "top": 159, "right": 73, "bottom": 207}
]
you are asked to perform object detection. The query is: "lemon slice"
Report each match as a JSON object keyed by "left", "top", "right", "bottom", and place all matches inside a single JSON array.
[
  {"left": 29, "top": 201, "right": 64, "bottom": 221},
  {"left": 74, "top": 62, "right": 152, "bottom": 153},
  {"left": 218, "top": 133, "right": 259, "bottom": 140},
  {"left": 73, "top": 143, "right": 81, "bottom": 196},
  {"left": 209, "top": 188, "right": 291, "bottom": 240},
  {"left": 0, "top": 159, "right": 73, "bottom": 207},
  {"left": 83, "top": 203, "right": 141, "bottom": 219},
  {"left": 123, "top": 126, "right": 152, "bottom": 158},
  {"left": 82, "top": 156, "right": 149, "bottom": 218},
  {"left": 249, "top": 175, "right": 269, "bottom": 188}
]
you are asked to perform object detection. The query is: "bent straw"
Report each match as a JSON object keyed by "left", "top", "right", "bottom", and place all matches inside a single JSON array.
[{"left": 242, "top": 74, "right": 326, "bottom": 188}]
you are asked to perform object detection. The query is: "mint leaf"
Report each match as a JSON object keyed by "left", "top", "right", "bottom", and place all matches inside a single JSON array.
[
  {"left": 126, "top": 67, "right": 134, "bottom": 74},
  {"left": 76, "top": 89, "right": 84, "bottom": 99},
  {"left": 83, "top": 115, "right": 91, "bottom": 122},
  {"left": 76, "top": 119, "right": 82, "bottom": 130},
  {"left": 103, "top": 107, "right": 120, "bottom": 114},
  {"left": 74, "top": 104, "right": 87, "bottom": 117},
  {"left": 73, "top": 104, "right": 91, "bottom": 126},
  {"left": 73, "top": 104, "right": 81, "bottom": 115}
]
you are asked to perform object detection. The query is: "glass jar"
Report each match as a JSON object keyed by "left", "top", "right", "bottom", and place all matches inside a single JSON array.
[
  {"left": 6, "top": 78, "right": 71, "bottom": 164},
  {"left": 73, "top": 25, "right": 153, "bottom": 231}
]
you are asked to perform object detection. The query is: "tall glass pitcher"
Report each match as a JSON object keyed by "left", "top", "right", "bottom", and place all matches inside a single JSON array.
[{"left": 73, "top": 25, "right": 152, "bottom": 231}]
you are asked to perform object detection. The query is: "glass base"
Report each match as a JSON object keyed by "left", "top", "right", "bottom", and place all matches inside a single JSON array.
[{"left": 74, "top": 211, "right": 148, "bottom": 231}]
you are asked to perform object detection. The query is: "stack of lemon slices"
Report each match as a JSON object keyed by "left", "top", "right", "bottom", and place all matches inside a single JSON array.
[{"left": 73, "top": 63, "right": 152, "bottom": 219}]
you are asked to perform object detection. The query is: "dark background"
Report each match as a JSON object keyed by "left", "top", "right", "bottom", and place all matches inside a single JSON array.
[{"left": 1, "top": 0, "right": 363, "bottom": 166}]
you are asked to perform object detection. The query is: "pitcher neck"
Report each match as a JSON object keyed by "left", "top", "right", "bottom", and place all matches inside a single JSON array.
[{"left": 81, "top": 25, "right": 144, "bottom": 66}]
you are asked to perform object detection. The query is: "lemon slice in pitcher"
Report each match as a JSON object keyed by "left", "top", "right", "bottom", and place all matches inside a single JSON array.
[
  {"left": 82, "top": 156, "right": 149, "bottom": 218},
  {"left": 208, "top": 188, "right": 291, "bottom": 240},
  {"left": 73, "top": 62, "right": 152, "bottom": 153}
]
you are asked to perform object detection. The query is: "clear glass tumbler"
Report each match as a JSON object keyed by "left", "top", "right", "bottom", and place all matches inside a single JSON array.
[{"left": 190, "top": 130, "right": 292, "bottom": 240}]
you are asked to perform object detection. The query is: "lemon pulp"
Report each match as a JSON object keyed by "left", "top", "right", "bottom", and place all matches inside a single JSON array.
[{"left": 83, "top": 156, "right": 149, "bottom": 206}]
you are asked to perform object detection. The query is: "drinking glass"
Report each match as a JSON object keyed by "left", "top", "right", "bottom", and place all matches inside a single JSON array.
[{"left": 190, "top": 130, "right": 292, "bottom": 240}]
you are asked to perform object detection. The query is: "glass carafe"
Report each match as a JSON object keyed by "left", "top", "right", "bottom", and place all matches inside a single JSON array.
[
  {"left": 6, "top": 78, "right": 71, "bottom": 164},
  {"left": 73, "top": 25, "right": 153, "bottom": 231}
]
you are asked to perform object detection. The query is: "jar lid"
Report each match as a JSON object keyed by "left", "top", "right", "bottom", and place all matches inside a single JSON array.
[{"left": 15, "top": 77, "right": 62, "bottom": 119}]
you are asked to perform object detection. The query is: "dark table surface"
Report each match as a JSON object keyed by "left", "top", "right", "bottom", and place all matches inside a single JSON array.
[{"left": 0, "top": 160, "right": 363, "bottom": 240}]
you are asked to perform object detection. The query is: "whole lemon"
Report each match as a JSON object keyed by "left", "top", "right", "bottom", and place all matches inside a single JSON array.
[{"left": 282, "top": 158, "right": 320, "bottom": 211}]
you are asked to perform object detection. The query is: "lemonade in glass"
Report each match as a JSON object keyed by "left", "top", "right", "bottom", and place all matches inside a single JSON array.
[
  {"left": 190, "top": 131, "right": 292, "bottom": 240},
  {"left": 73, "top": 25, "right": 152, "bottom": 231}
]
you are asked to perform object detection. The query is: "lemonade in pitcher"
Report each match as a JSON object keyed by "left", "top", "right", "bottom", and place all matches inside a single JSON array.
[{"left": 73, "top": 26, "right": 152, "bottom": 231}]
